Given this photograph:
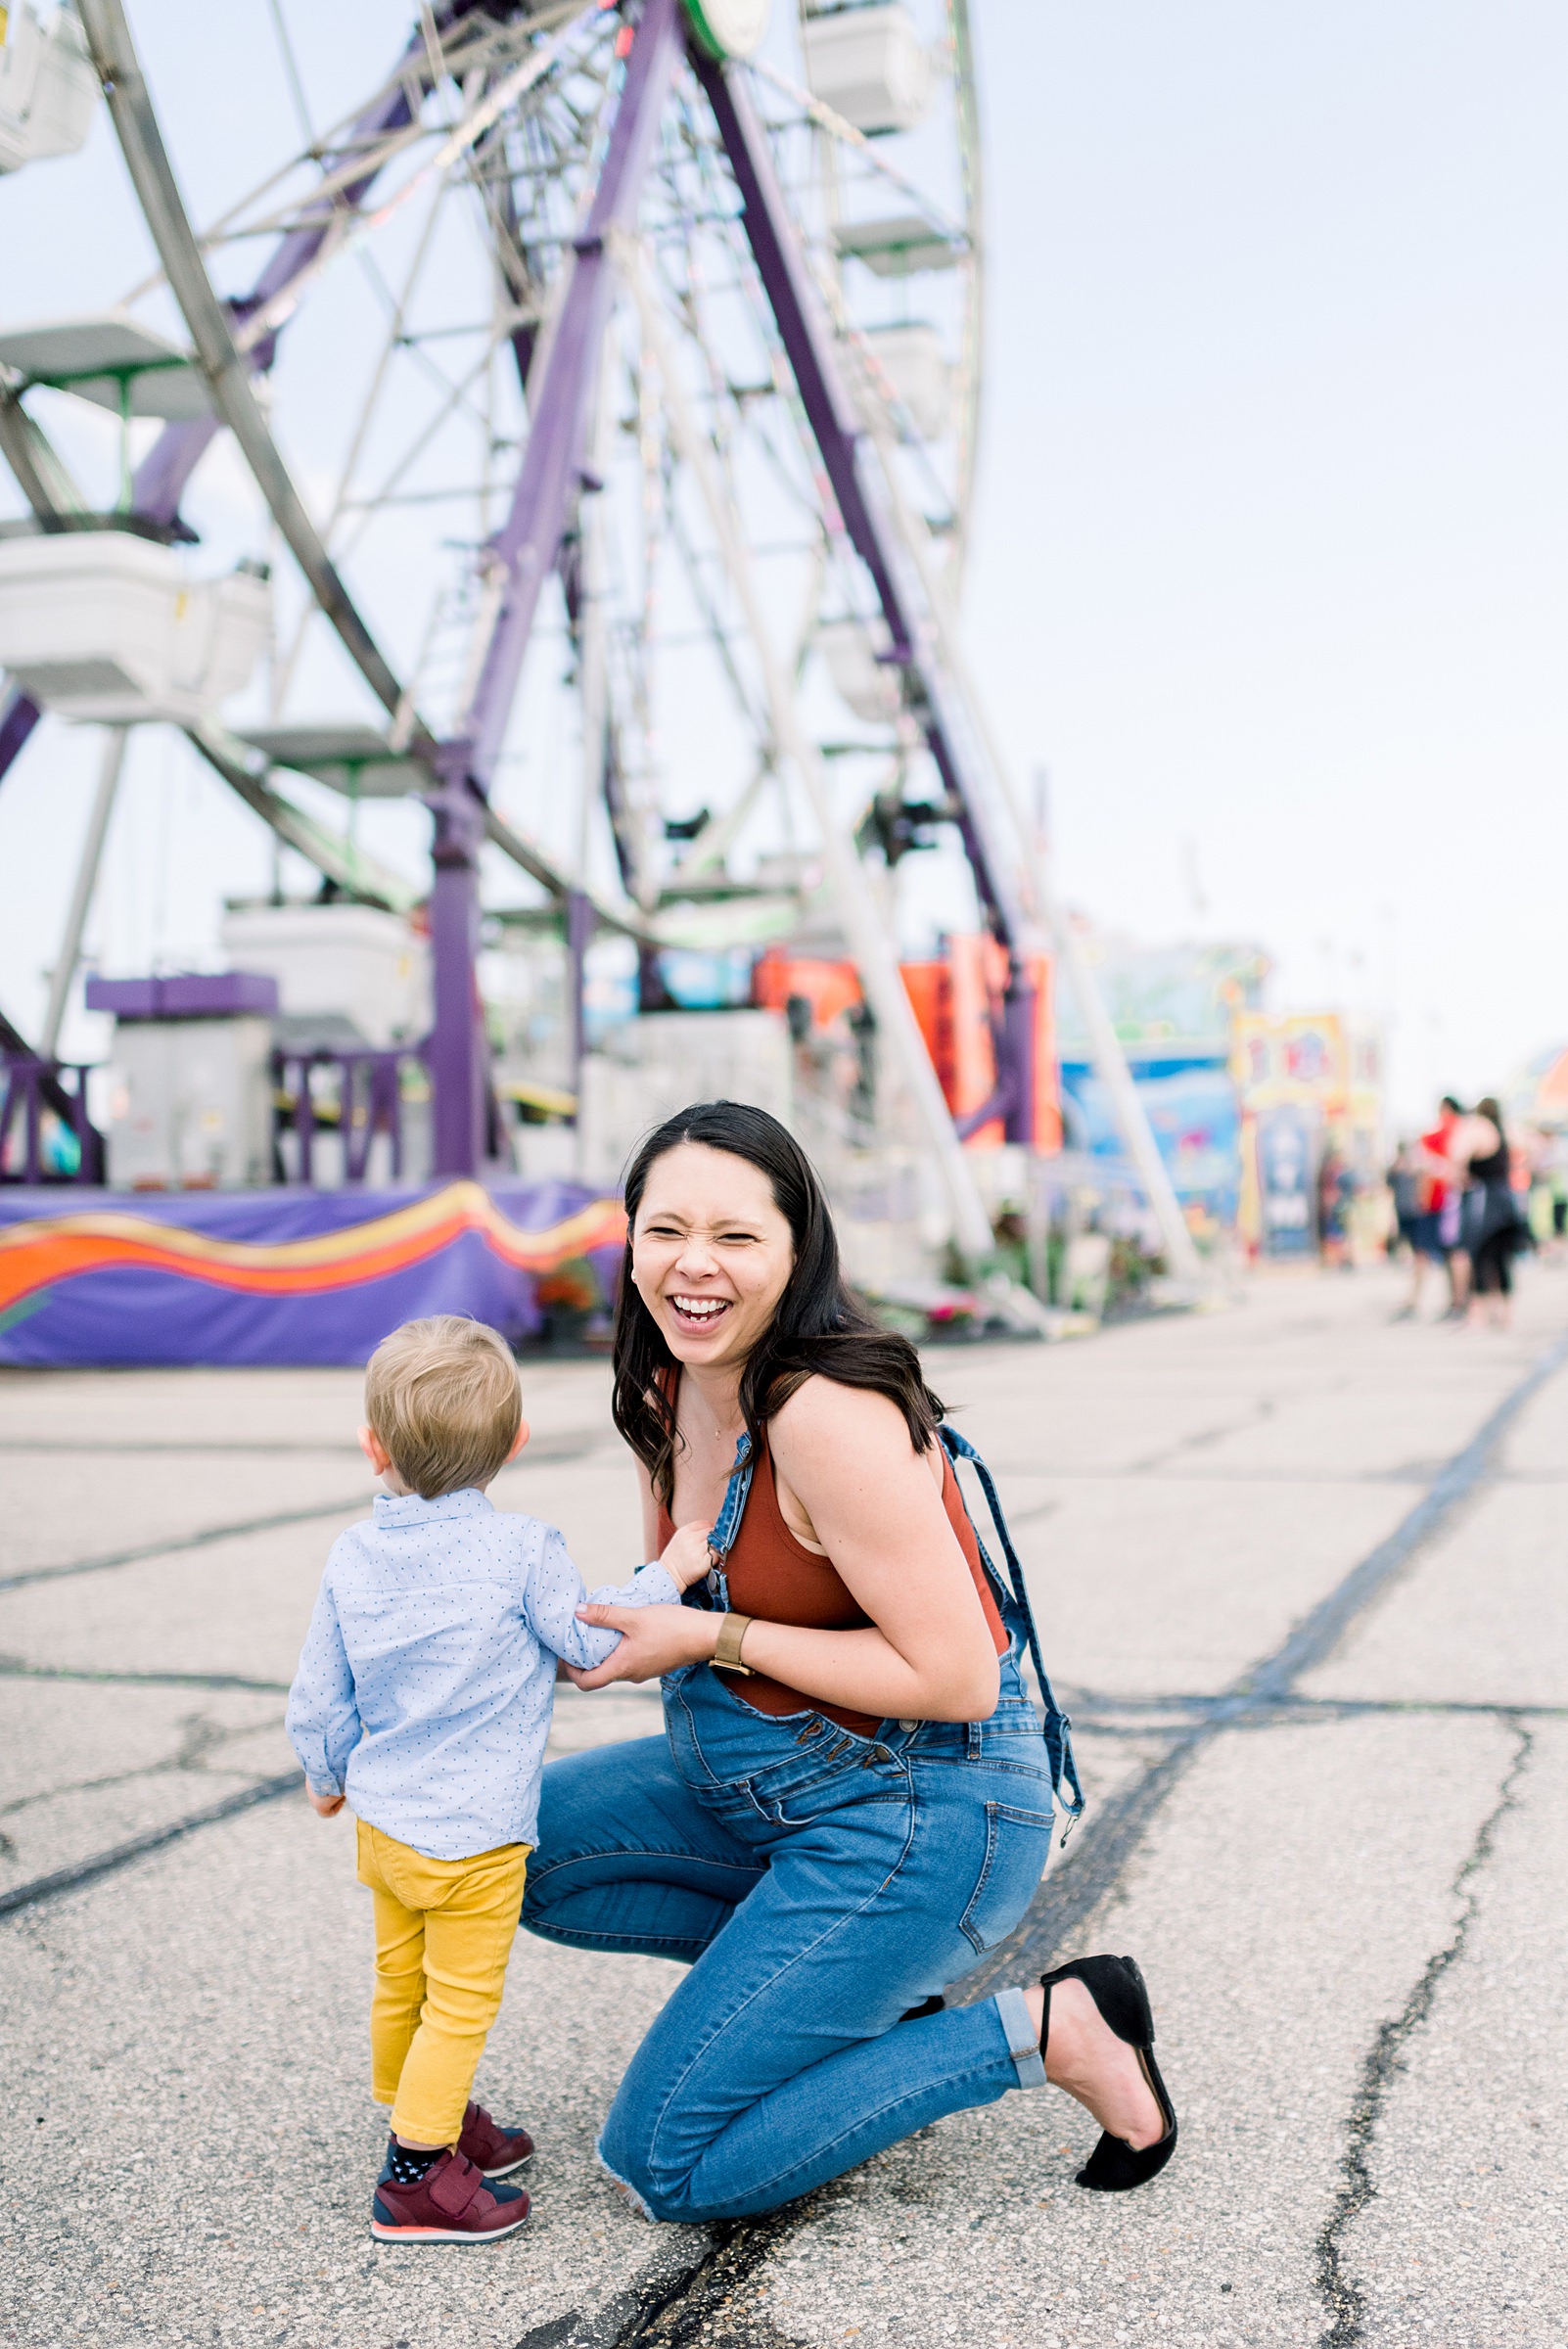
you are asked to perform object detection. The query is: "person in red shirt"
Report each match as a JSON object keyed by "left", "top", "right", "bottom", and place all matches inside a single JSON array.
[{"left": 1397, "top": 1096, "right": 1467, "bottom": 1318}]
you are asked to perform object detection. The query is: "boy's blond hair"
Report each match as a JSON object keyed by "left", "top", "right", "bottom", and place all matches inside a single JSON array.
[{"left": 365, "top": 1316, "right": 522, "bottom": 1499}]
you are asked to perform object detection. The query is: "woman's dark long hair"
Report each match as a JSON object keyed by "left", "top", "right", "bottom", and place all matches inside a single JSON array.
[{"left": 612, "top": 1100, "right": 945, "bottom": 1507}]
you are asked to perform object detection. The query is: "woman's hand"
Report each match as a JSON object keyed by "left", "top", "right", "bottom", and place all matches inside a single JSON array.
[{"left": 562, "top": 1602, "right": 715, "bottom": 1688}]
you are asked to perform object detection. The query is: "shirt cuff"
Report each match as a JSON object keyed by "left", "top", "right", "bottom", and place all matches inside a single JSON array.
[
  {"left": 630, "top": 1561, "right": 682, "bottom": 1606},
  {"left": 305, "top": 1773, "right": 345, "bottom": 1798}
]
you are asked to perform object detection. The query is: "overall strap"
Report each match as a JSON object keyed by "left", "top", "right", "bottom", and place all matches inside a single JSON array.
[
  {"left": 940, "top": 1424, "right": 1085, "bottom": 1829},
  {"left": 689, "top": 1432, "right": 754, "bottom": 1614},
  {"left": 661, "top": 1361, "right": 755, "bottom": 1614}
]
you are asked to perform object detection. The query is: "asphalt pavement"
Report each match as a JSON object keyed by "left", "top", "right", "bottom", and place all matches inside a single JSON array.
[{"left": 3, "top": 1261, "right": 1565, "bottom": 2349}]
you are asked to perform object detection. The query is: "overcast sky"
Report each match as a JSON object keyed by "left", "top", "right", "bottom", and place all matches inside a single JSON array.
[
  {"left": 2, "top": 0, "right": 1565, "bottom": 1125},
  {"left": 968, "top": 0, "right": 1568, "bottom": 1122}
]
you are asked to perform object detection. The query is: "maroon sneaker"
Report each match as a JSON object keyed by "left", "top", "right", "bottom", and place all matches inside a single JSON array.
[
  {"left": 457, "top": 2099, "right": 535, "bottom": 2179},
  {"left": 370, "top": 2147, "right": 530, "bottom": 2243}
]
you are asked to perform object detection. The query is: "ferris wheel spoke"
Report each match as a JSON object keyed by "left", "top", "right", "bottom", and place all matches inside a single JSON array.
[
  {"left": 747, "top": 54, "right": 966, "bottom": 252},
  {"left": 115, "top": 22, "right": 449, "bottom": 304},
  {"left": 262, "top": 0, "right": 316, "bottom": 152},
  {"left": 665, "top": 492, "right": 769, "bottom": 747},
  {"left": 267, "top": 190, "right": 497, "bottom": 720},
  {"left": 456, "top": 0, "right": 683, "bottom": 794},
  {"left": 331, "top": 341, "right": 510, "bottom": 569},
  {"left": 325, "top": 181, "right": 452, "bottom": 523},
  {"left": 666, "top": 542, "right": 823, "bottom": 891},
  {"left": 232, "top": 29, "right": 598, "bottom": 361}
]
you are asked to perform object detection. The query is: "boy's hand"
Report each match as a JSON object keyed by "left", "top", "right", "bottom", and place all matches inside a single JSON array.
[
  {"left": 659, "top": 1519, "right": 716, "bottom": 1592},
  {"left": 307, "top": 1787, "right": 346, "bottom": 1818}
]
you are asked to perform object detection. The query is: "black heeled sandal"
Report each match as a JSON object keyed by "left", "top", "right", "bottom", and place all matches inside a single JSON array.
[{"left": 1039, "top": 1953, "right": 1177, "bottom": 2191}]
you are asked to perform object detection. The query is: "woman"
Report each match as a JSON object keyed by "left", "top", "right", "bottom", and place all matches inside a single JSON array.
[
  {"left": 522, "top": 1101, "right": 1175, "bottom": 2223},
  {"left": 1463, "top": 1097, "right": 1526, "bottom": 1330}
]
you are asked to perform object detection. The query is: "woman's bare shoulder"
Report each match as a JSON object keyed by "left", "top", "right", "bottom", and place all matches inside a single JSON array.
[
  {"left": 768, "top": 1373, "right": 924, "bottom": 1465},
  {"left": 769, "top": 1376, "right": 945, "bottom": 1547}
]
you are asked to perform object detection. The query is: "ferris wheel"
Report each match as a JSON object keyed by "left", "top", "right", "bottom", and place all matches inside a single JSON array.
[{"left": 0, "top": 0, "right": 1202, "bottom": 1283}]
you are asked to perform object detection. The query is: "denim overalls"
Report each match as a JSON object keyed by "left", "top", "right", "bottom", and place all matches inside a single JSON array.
[{"left": 523, "top": 1424, "right": 1084, "bottom": 2224}]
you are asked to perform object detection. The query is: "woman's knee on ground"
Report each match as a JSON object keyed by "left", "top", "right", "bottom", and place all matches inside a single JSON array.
[
  {"left": 596, "top": 2117, "right": 715, "bottom": 2224},
  {"left": 596, "top": 2066, "right": 762, "bottom": 2223}
]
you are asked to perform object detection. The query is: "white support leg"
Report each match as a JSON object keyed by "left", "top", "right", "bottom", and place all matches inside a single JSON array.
[{"left": 41, "top": 725, "right": 128, "bottom": 1062}]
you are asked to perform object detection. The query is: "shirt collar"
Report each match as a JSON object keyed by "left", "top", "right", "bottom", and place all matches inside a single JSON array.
[{"left": 373, "top": 1487, "right": 493, "bottom": 1525}]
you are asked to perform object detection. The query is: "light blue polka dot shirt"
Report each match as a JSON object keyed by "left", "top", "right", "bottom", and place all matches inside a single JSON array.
[{"left": 286, "top": 1488, "right": 679, "bottom": 1860}]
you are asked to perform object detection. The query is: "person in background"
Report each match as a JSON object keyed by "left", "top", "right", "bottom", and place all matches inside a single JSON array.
[
  {"left": 1542, "top": 1128, "right": 1568, "bottom": 1262},
  {"left": 1414, "top": 1095, "right": 1467, "bottom": 1319},
  {"left": 1317, "top": 1144, "right": 1355, "bottom": 1271},
  {"left": 1387, "top": 1141, "right": 1427, "bottom": 1317},
  {"left": 1397, "top": 1099, "right": 1462, "bottom": 1319},
  {"left": 1463, "top": 1098, "right": 1527, "bottom": 1330}
]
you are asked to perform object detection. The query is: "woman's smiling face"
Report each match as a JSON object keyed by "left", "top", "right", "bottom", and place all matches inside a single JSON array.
[{"left": 630, "top": 1142, "right": 795, "bottom": 1371}]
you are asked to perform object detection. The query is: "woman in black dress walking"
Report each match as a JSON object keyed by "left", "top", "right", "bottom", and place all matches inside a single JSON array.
[{"left": 1464, "top": 1098, "right": 1526, "bottom": 1330}]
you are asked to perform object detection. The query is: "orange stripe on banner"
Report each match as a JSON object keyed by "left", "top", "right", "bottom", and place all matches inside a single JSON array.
[{"left": 0, "top": 1184, "right": 627, "bottom": 1317}]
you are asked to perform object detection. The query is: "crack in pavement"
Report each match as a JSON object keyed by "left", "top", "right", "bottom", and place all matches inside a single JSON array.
[
  {"left": 0, "top": 1431, "right": 620, "bottom": 1595},
  {"left": 0, "top": 1708, "right": 285, "bottom": 1819},
  {"left": 961, "top": 1464, "right": 1435, "bottom": 1487},
  {"left": 961, "top": 1323, "right": 1568, "bottom": 2003},
  {"left": 0, "top": 1497, "right": 374, "bottom": 1595},
  {"left": 0, "top": 1658, "right": 291, "bottom": 1693},
  {"left": 514, "top": 2215, "right": 801, "bottom": 2349},
  {"left": 0, "top": 1769, "right": 301, "bottom": 1920},
  {"left": 0, "top": 1427, "right": 611, "bottom": 1463},
  {"left": 7, "top": 1666, "right": 1565, "bottom": 1724},
  {"left": 0, "top": 1438, "right": 370, "bottom": 1456},
  {"left": 1058, "top": 1688, "right": 1568, "bottom": 1725},
  {"left": 1128, "top": 1392, "right": 1278, "bottom": 1475},
  {"left": 1312, "top": 1720, "right": 1535, "bottom": 2348}
]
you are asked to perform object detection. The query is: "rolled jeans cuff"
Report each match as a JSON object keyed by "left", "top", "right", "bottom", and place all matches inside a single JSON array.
[{"left": 994, "top": 1986, "right": 1044, "bottom": 2090}]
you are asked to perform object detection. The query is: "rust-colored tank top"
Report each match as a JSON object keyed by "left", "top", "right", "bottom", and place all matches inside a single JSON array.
[{"left": 656, "top": 1401, "right": 1007, "bottom": 1736}]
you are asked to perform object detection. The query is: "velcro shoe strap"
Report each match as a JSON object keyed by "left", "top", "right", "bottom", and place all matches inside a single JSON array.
[{"left": 429, "top": 2154, "right": 484, "bottom": 2218}]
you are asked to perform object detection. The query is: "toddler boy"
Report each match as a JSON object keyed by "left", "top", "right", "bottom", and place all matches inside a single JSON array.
[{"left": 286, "top": 1314, "right": 708, "bottom": 2244}]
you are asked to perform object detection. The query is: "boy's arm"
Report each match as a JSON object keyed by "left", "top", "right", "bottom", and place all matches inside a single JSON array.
[
  {"left": 523, "top": 1525, "right": 685, "bottom": 1670},
  {"left": 286, "top": 1572, "right": 361, "bottom": 1805}
]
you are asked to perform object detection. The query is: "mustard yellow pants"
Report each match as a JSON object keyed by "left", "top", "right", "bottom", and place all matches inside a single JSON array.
[{"left": 355, "top": 1818, "right": 530, "bottom": 2146}]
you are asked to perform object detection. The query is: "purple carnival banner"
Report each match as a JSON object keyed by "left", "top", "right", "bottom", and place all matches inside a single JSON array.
[{"left": 0, "top": 1179, "right": 625, "bottom": 1366}]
